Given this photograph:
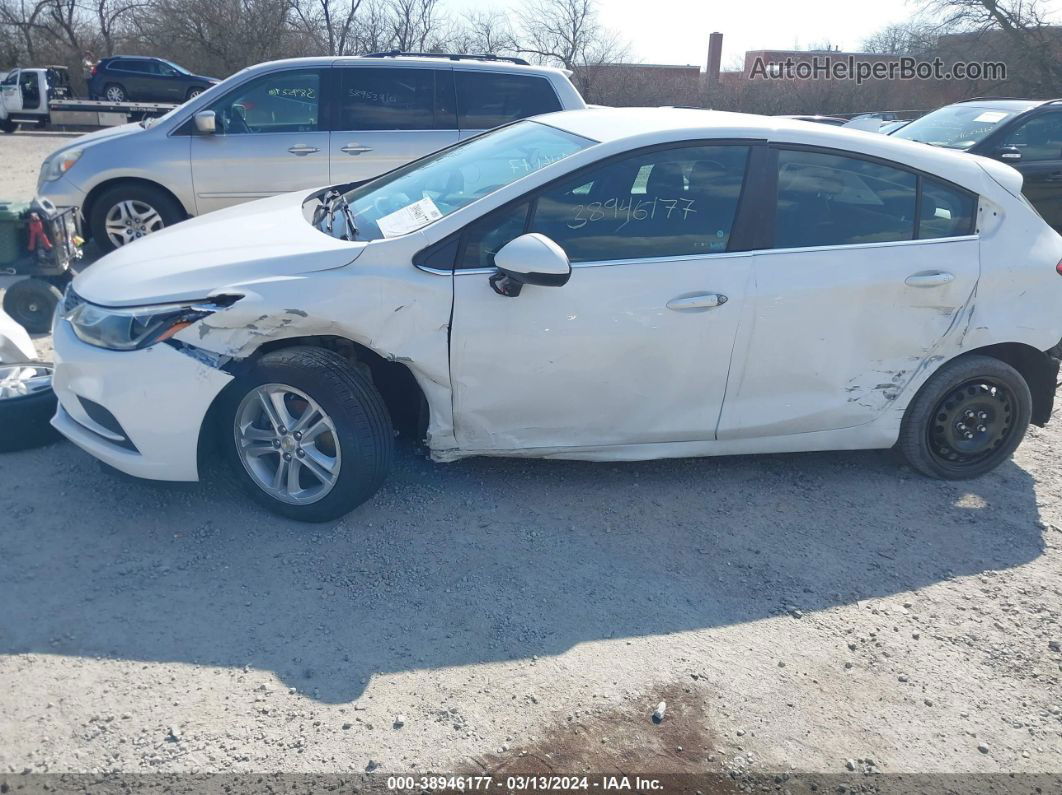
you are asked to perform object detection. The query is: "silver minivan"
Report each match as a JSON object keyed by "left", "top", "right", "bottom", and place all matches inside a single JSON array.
[{"left": 36, "top": 53, "right": 585, "bottom": 251}]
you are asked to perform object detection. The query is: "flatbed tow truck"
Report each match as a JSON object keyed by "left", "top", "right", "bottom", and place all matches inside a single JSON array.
[{"left": 1, "top": 66, "right": 177, "bottom": 132}]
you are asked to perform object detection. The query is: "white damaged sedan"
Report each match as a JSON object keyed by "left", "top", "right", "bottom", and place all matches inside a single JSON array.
[{"left": 51, "top": 108, "right": 1062, "bottom": 521}]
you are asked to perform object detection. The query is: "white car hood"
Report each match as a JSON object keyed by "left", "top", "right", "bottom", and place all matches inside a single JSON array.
[{"left": 74, "top": 191, "right": 365, "bottom": 307}]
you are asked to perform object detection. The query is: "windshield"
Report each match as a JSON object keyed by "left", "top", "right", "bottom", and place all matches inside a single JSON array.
[
  {"left": 328, "top": 121, "right": 593, "bottom": 241},
  {"left": 892, "top": 105, "right": 1019, "bottom": 149},
  {"left": 162, "top": 59, "right": 191, "bottom": 75}
]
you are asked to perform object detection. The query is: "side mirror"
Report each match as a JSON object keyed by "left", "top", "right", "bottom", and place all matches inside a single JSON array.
[
  {"left": 194, "top": 110, "right": 216, "bottom": 134},
  {"left": 489, "top": 233, "right": 571, "bottom": 297},
  {"left": 997, "top": 145, "right": 1021, "bottom": 162}
]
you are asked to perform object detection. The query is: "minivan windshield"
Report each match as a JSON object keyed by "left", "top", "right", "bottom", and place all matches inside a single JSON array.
[
  {"left": 327, "top": 120, "right": 594, "bottom": 241},
  {"left": 892, "top": 105, "right": 1019, "bottom": 149}
]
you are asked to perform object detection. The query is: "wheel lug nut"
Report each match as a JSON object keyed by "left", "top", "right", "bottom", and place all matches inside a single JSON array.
[
  {"left": 283, "top": 453, "right": 292, "bottom": 461},
  {"left": 272, "top": 439, "right": 280, "bottom": 448},
  {"left": 964, "top": 432, "right": 974, "bottom": 439},
  {"left": 293, "top": 431, "right": 302, "bottom": 440},
  {"left": 977, "top": 425, "right": 986, "bottom": 433},
  {"left": 296, "top": 448, "right": 305, "bottom": 457},
  {"left": 279, "top": 427, "right": 287, "bottom": 434},
  {"left": 978, "top": 411, "right": 988, "bottom": 420}
]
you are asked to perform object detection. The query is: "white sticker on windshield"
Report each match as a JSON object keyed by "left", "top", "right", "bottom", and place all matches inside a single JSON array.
[
  {"left": 973, "top": 111, "right": 1008, "bottom": 123},
  {"left": 376, "top": 196, "right": 443, "bottom": 238}
]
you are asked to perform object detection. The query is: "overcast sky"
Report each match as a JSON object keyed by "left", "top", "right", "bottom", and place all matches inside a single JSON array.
[{"left": 448, "top": 0, "right": 1062, "bottom": 69}]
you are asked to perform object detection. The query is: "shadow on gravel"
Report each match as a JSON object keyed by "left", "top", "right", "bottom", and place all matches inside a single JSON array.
[{"left": 0, "top": 439, "right": 1046, "bottom": 702}]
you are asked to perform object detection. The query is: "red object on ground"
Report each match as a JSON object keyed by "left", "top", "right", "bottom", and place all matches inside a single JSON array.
[{"left": 27, "top": 213, "right": 53, "bottom": 252}]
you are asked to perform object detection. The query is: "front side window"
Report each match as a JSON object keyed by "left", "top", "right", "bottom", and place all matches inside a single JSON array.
[
  {"left": 206, "top": 69, "right": 320, "bottom": 135},
  {"left": 337, "top": 120, "right": 591, "bottom": 241},
  {"left": 774, "top": 149, "right": 916, "bottom": 248},
  {"left": 453, "top": 143, "right": 750, "bottom": 267},
  {"left": 337, "top": 68, "right": 454, "bottom": 131},
  {"left": 1001, "top": 113, "right": 1062, "bottom": 162},
  {"left": 455, "top": 72, "right": 561, "bottom": 130}
]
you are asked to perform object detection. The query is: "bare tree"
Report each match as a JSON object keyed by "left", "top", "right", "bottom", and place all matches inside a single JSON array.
[
  {"left": 0, "top": 0, "right": 53, "bottom": 62},
  {"left": 290, "top": 0, "right": 363, "bottom": 55}
]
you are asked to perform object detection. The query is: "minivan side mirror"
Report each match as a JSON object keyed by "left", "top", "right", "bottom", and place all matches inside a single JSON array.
[
  {"left": 194, "top": 110, "right": 216, "bottom": 134},
  {"left": 997, "top": 145, "right": 1022, "bottom": 162},
  {"left": 489, "top": 233, "right": 572, "bottom": 297}
]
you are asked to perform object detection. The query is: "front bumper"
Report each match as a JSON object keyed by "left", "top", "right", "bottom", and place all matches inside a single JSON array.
[
  {"left": 36, "top": 172, "right": 87, "bottom": 218},
  {"left": 50, "top": 317, "right": 233, "bottom": 481}
]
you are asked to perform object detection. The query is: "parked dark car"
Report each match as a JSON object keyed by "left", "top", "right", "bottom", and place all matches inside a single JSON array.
[
  {"left": 87, "top": 57, "right": 218, "bottom": 104},
  {"left": 891, "top": 97, "right": 1062, "bottom": 229}
]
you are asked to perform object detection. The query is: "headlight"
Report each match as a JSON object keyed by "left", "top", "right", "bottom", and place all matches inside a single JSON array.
[
  {"left": 41, "top": 149, "right": 83, "bottom": 182},
  {"left": 66, "top": 299, "right": 216, "bottom": 351}
]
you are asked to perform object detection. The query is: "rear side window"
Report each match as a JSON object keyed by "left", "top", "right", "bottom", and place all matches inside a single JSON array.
[
  {"left": 774, "top": 149, "right": 916, "bottom": 248},
  {"left": 336, "top": 68, "right": 455, "bottom": 131},
  {"left": 919, "top": 178, "right": 976, "bottom": 239},
  {"left": 116, "top": 60, "right": 150, "bottom": 73},
  {"left": 455, "top": 72, "right": 561, "bottom": 130}
]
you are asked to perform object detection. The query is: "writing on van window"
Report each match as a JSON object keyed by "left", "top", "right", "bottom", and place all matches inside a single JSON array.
[
  {"left": 568, "top": 197, "right": 698, "bottom": 231},
  {"left": 347, "top": 88, "right": 399, "bottom": 105},
  {"left": 268, "top": 86, "right": 316, "bottom": 99}
]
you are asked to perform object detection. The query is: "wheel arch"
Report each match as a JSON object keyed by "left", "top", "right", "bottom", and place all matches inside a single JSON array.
[
  {"left": 196, "top": 334, "right": 429, "bottom": 474},
  {"left": 82, "top": 177, "right": 190, "bottom": 238},
  {"left": 955, "top": 341, "right": 1060, "bottom": 426}
]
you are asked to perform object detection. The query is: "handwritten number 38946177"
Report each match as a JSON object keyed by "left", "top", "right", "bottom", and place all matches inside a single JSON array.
[{"left": 567, "top": 197, "right": 697, "bottom": 231}]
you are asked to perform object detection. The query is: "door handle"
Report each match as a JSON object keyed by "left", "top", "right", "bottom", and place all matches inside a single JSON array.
[
  {"left": 341, "top": 144, "right": 373, "bottom": 155},
  {"left": 905, "top": 271, "right": 955, "bottom": 288},
  {"left": 287, "top": 145, "right": 320, "bottom": 155},
  {"left": 666, "top": 293, "right": 727, "bottom": 311}
]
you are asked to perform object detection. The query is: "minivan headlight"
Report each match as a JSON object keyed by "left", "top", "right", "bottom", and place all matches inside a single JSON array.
[
  {"left": 66, "top": 299, "right": 215, "bottom": 351},
  {"left": 41, "top": 149, "right": 83, "bottom": 182}
]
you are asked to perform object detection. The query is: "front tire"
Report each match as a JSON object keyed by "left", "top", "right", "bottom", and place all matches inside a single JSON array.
[
  {"left": 103, "top": 83, "right": 126, "bottom": 102},
  {"left": 186, "top": 87, "right": 205, "bottom": 101},
  {"left": 220, "top": 346, "right": 393, "bottom": 522},
  {"left": 89, "top": 183, "right": 184, "bottom": 252},
  {"left": 1, "top": 119, "right": 16, "bottom": 134},
  {"left": 897, "top": 354, "right": 1032, "bottom": 479}
]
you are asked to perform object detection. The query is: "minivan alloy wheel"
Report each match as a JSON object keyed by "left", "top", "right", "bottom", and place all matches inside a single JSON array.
[
  {"left": 104, "top": 200, "right": 165, "bottom": 246},
  {"left": 234, "top": 383, "right": 342, "bottom": 505}
]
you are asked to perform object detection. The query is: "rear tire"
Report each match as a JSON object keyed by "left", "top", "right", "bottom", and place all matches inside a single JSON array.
[
  {"left": 219, "top": 346, "right": 393, "bottom": 522},
  {"left": 3, "top": 279, "right": 62, "bottom": 334},
  {"left": 186, "top": 87, "right": 205, "bottom": 101},
  {"left": 103, "top": 83, "right": 126, "bottom": 102},
  {"left": 89, "top": 183, "right": 184, "bottom": 252},
  {"left": 897, "top": 354, "right": 1032, "bottom": 480}
]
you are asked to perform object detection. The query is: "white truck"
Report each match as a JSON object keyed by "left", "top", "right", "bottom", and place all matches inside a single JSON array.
[{"left": 1, "top": 66, "right": 175, "bottom": 132}]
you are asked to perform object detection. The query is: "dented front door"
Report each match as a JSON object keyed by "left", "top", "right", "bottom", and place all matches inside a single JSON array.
[
  {"left": 450, "top": 253, "right": 753, "bottom": 452},
  {"left": 717, "top": 237, "right": 980, "bottom": 440}
]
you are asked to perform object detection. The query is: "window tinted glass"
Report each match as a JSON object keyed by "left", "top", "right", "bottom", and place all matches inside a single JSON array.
[
  {"left": 919, "top": 178, "right": 976, "bottom": 239},
  {"left": 455, "top": 72, "right": 561, "bottom": 129},
  {"left": 119, "top": 60, "right": 150, "bottom": 73},
  {"left": 1001, "top": 113, "right": 1062, "bottom": 162},
  {"left": 526, "top": 144, "right": 749, "bottom": 263},
  {"left": 892, "top": 105, "right": 1018, "bottom": 150},
  {"left": 208, "top": 70, "right": 320, "bottom": 135},
  {"left": 338, "top": 68, "right": 446, "bottom": 131},
  {"left": 458, "top": 202, "right": 530, "bottom": 269},
  {"left": 774, "top": 149, "right": 916, "bottom": 248}
]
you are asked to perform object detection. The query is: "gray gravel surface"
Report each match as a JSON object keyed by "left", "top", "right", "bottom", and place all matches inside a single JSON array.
[{"left": 1, "top": 129, "right": 1060, "bottom": 778}]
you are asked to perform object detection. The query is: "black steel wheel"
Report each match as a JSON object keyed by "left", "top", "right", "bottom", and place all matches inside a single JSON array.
[
  {"left": 3, "top": 279, "right": 62, "bottom": 334},
  {"left": 898, "top": 354, "right": 1032, "bottom": 480}
]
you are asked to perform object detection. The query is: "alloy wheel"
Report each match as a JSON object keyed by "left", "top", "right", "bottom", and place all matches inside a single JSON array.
[
  {"left": 233, "top": 383, "right": 342, "bottom": 505},
  {"left": 0, "top": 363, "right": 53, "bottom": 400},
  {"left": 104, "top": 199, "right": 165, "bottom": 246},
  {"left": 104, "top": 85, "right": 125, "bottom": 102},
  {"left": 927, "top": 377, "right": 1015, "bottom": 467}
]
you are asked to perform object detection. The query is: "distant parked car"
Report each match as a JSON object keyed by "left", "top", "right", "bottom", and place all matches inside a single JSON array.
[
  {"left": 879, "top": 119, "right": 912, "bottom": 134},
  {"left": 87, "top": 56, "right": 219, "bottom": 103},
  {"left": 777, "top": 114, "right": 847, "bottom": 126},
  {"left": 39, "top": 53, "right": 585, "bottom": 252},
  {"left": 890, "top": 97, "right": 1062, "bottom": 229}
]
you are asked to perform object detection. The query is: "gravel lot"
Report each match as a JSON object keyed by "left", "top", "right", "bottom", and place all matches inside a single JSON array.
[{"left": 1, "top": 129, "right": 1060, "bottom": 785}]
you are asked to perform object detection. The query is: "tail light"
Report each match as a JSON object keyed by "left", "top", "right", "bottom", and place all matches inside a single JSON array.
[
  {"left": 1057, "top": 259, "right": 1062, "bottom": 277},
  {"left": 90, "top": 65, "right": 97, "bottom": 77}
]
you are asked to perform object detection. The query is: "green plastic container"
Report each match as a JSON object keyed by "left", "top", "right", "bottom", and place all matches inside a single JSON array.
[{"left": 0, "top": 201, "right": 30, "bottom": 266}]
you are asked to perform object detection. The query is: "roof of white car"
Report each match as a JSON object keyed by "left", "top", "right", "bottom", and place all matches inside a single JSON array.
[
  {"left": 242, "top": 55, "right": 570, "bottom": 78},
  {"left": 537, "top": 106, "right": 1013, "bottom": 196}
]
